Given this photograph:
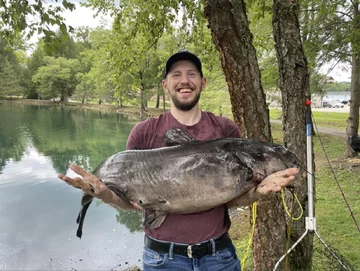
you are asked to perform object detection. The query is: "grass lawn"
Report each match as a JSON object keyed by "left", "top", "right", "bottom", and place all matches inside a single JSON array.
[
  {"left": 270, "top": 109, "right": 350, "bottom": 130},
  {"left": 230, "top": 123, "right": 360, "bottom": 270}
]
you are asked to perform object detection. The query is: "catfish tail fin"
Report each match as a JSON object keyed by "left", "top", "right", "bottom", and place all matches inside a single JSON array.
[{"left": 76, "top": 194, "right": 94, "bottom": 239}]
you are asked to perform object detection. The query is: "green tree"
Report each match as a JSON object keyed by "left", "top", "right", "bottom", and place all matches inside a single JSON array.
[
  {"left": 23, "top": 41, "right": 47, "bottom": 99},
  {"left": 0, "top": 39, "right": 23, "bottom": 97},
  {"left": 32, "top": 56, "right": 80, "bottom": 101},
  {"left": 110, "top": 18, "right": 163, "bottom": 113},
  {"left": 77, "top": 28, "right": 115, "bottom": 104}
]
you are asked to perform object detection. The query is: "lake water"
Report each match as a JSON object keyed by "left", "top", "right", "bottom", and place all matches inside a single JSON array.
[
  {"left": 323, "top": 91, "right": 351, "bottom": 102},
  {"left": 0, "top": 103, "right": 144, "bottom": 270}
]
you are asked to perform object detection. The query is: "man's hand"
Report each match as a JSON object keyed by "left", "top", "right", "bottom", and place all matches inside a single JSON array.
[
  {"left": 256, "top": 167, "right": 299, "bottom": 197},
  {"left": 58, "top": 164, "right": 113, "bottom": 202},
  {"left": 227, "top": 167, "right": 299, "bottom": 208},
  {"left": 58, "top": 164, "right": 138, "bottom": 210}
]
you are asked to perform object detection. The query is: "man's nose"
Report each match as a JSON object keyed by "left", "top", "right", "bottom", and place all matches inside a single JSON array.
[{"left": 179, "top": 74, "right": 190, "bottom": 83}]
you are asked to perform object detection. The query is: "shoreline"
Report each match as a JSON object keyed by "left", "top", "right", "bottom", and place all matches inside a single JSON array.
[{"left": 0, "top": 98, "right": 166, "bottom": 118}]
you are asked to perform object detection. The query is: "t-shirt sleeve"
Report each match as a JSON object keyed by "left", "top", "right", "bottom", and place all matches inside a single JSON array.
[
  {"left": 224, "top": 118, "right": 241, "bottom": 138},
  {"left": 126, "top": 121, "right": 153, "bottom": 150},
  {"left": 126, "top": 123, "right": 142, "bottom": 150}
]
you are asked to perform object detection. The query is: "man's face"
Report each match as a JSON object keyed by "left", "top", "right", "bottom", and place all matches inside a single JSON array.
[{"left": 162, "top": 60, "right": 206, "bottom": 111}]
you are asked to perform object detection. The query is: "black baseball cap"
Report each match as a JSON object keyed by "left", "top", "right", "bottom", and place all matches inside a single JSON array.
[{"left": 164, "top": 50, "right": 203, "bottom": 78}]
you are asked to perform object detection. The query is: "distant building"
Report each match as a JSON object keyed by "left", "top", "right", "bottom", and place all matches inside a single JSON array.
[{"left": 326, "top": 76, "right": 335, "bottom": 83}]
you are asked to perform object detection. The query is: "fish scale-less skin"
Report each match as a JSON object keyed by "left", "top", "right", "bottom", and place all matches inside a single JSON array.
[
  {"left": 75, "top": 130, "right": 300, "bottom": 236},
  {"left": 97, "top": 150, "right": 244, "bottom": 213},
  {"left": 92, "top": 138, "right": 299, "bottom": 216}
]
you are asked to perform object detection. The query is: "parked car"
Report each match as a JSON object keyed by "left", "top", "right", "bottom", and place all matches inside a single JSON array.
[
  {"left": 322, "top": 101, "right": 344, "bottom": 108},
  {"left": 323, "top": 101, "right": 332, "bottom": 108},
  {"left": 331, "top": 101, "right": 345, "bottom": 108}
]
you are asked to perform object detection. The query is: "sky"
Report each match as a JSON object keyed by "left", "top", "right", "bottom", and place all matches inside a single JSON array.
[{"left": 61, "top": 2, "right": 111, "bottom": 29}]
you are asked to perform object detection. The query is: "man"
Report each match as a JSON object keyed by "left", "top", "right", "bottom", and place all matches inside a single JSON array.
[{"left": 58, "top": 50, "right": 299, "bottom": 270}]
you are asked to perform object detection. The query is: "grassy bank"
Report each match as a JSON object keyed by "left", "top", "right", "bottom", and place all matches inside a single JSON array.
[{"left": 231, "top": 123, "right": 360, "bottom": 270}]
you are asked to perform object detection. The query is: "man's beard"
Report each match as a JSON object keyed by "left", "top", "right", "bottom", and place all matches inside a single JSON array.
[{"left": 169, "top": 90, "right": 201, "bottom": 111}]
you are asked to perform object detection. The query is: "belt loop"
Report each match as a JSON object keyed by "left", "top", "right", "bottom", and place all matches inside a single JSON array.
[
  {"left": 169, "top": 242, "right": 175, "bottom": 260},
  {"left": 210, "top": 238, "right": 216, "bottom": 256}
]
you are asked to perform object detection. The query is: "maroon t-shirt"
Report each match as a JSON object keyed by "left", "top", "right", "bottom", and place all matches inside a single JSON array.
[{"left": 126, "top": 111, "right": 240, "bottom": 244}]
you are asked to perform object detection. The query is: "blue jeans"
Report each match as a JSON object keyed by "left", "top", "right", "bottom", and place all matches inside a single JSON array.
[{"left": 142, "top": 242, "right": 241, "bottom": 271}]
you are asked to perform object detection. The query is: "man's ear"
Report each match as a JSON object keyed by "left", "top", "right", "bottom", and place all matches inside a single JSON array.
[
  {"left": 162, "top": 79, "right": 169, "bottom": 94},
  {"left": 201, "top": 77, "right": 207, "bottom": 92}
]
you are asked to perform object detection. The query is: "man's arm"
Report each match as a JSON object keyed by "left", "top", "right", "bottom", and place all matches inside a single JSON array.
[{"left": 226, "top": 167, "right": 299, "bottom": 208}]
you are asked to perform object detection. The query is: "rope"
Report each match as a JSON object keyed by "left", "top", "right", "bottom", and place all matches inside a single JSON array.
[
  {"left": 241, "top": 202, "right": 257, "bottom": 268},
  {"left": 281, "top": 189, "right": 303, "bottom": 221},
  {"left": 284, "top": 190, "right": 295, "bottom": 271}
]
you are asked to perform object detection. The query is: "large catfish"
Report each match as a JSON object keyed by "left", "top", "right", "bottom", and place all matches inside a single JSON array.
[{"left": 75, "top": 128, "right": 300, "bottom": 238}]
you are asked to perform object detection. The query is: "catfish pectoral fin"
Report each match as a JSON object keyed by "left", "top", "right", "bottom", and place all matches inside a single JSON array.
[{"left": 144, "top": 212, "right": 167, "bottom": 229}]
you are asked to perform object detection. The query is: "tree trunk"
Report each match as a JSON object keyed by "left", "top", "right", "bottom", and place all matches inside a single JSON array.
[
  {"left": 139, "top": 71, "right": 147, "bottom": 115},
  {"left": 204, "top": 1, "right": 288, "bottom": 270},
  {"left": 204, "top": 0, "right": 271, "bottom": 141},
  {"left": 162, "top": 93, "right": 166, "bottom": 111},
  {"left": 119, "top": 96, "right": 123, "bottom": 107},
  {"left": 345, "top": 3, "right": 360, "bottom": 158},
  {"left": 273, "top": 0, "right": 313, "bottom": 270},
  {"left": 156, "top": 93, "right": 160, "bottom": 108}
]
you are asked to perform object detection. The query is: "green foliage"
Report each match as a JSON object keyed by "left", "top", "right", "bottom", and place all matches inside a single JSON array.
[
  {"left": 300, "top": 0, "right": 360, "bottom": 66},
  {"left": 246, "top": 0, "right": 279, "bottom": 92},
  {"left": 22, "top": 41, "right": 47, "bottom": 99},
  {"left": 324, "top": 82, "right": 351, "bottom": 92},
  {"left": 309, "top": 70, "right": 327, "bottom": 95},
  {"left": 32, "top": 56, "right": 81, "bottom": 101},
  {"left": 45, "top": 31, "right": 79, "bottom": 59},
  {"left": 77, "top": 28, "right": 116, "bottom": 104},
  {"left": 0, "top": 0, "right": 75, "bottom": 50},
  {"left": 0, "top": 39, "right": 23, "bottom": 97}
]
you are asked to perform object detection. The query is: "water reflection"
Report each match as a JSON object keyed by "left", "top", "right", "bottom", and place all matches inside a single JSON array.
[{"left": 0, "top": 103, "right": 144, "bottom": 270}]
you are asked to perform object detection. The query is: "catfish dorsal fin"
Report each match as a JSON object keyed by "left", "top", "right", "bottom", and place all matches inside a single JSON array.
[{"left": 163, "top": 128, "right": 196, "bottom": 146}]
